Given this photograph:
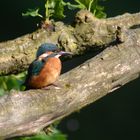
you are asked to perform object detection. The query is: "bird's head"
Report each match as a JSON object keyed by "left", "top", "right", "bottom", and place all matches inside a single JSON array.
[
  {"left": 36, "top": 43, "right": 60, "bottom": 58},
  {"left": 38, "top": 51, "right": 73, "bottom": 61}
]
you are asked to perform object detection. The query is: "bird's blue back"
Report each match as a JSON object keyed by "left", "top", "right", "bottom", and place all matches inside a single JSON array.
[{"left": 28, "top": 60, "right": 44, "bottom": 76}]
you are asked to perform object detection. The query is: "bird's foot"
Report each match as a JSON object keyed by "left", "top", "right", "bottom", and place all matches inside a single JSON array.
[
  {"left": 42, "top": 83, "right": 61, "bottom": 90},
  {"left": 52, "top": 83, "right": 61, "bottom": 89}
]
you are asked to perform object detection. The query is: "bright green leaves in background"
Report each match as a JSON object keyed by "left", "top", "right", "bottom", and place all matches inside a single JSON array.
[
  {"left": 66, "top": 0, "right": 106, "bottom": 18},
  {"left": 45, "top": 0, "right": 65, "bottom": 19},
  {"left": 22, "top": 0, "right": 66, "bottom": 20},
  {"left": 22, "top": 8, "right": 43, "bottom": 18},
  {"left": 88, "top": 0, "right": 107, "bottom": 18},
  {"left": 22, "top": 0, "right": 106, "bottom": 21},
  {"left": 0, "top": 72, "right": 26, "bottom": 96},
  {"left": 17, "top": 130, "right": 67, "bottom": 140}
]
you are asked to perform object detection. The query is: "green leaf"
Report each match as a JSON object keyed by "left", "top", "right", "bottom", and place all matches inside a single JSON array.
[
  {"left": 53, "top": 0, "right": 65, "bottom": 19},
  {"left": 22, "top": 8, "right": 43, "bottom": 18},
  {"left": 72, "top": 0, "right": 107, "bottom": 18},
  {"left": 64, "top": 2, "right": 85, "bottom": 10},
  {"left": 74, "top": 0, "right": 93, "bottom": 10},
  {"left": 15, "top": 130, "right": 67, "bottom": 140},
  {"left": 91, "top": 4, "right": 107, "bottom": 18},
  {"left": 0, "top": 72, "right": 26, "bottom": 92},
  {"left": 95, "top": 10, "right": 107, "bottom": 18},
  {"left": 45, "top": 0, "right": 65, "bottom": 19},
  {"left": 0, "top": 88, "right": 5, "bottom": 96}
]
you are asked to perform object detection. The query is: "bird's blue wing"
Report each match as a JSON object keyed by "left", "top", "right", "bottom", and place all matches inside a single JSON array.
[
  {"left": 28, "top": 60, "right": 44, "bottom": 76},
  {"left": 24, "top": 60, "right": 44, "bottom": 89}
]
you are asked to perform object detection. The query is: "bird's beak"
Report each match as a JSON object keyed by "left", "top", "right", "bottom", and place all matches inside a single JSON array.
[{"left": 59, "top": 51, "right": 73, "bottom": 56}]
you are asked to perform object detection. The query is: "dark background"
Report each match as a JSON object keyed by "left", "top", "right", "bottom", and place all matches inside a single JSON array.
[{"left": 0, "top": 0, "right": 140, "bottom": 140}]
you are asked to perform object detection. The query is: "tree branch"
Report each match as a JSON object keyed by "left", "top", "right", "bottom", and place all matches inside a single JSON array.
[
  {"left": 0, "top": 10, "right": 140, "bottom": 139},
  {"left": 0, "top": 10, "right": 140, "bottom": 75}
]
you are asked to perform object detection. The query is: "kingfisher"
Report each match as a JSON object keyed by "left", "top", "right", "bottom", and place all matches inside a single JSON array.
[{"left": 25, "top": 44, "right": 72, "bottom": 89}]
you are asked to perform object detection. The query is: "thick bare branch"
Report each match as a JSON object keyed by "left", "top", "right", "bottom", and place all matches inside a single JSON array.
[
  {"left": 0, "top": 10, "right": 140, "bottom": 75},
  {"left": 0, "top": 26, "right": 140, "bottom": 139}
]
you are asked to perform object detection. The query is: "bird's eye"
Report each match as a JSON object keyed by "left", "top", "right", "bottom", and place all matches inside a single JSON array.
[{"left": 41, "top": 58, "right": 46, "bottom": 63}]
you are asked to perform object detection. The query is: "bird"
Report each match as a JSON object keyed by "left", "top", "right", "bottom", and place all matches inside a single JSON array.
[
  {"left": 25, "top": 51, "right": 72, "bottom": 89},
  {"left": 36, "top": 43, "right": 60, "bottom": 58}
]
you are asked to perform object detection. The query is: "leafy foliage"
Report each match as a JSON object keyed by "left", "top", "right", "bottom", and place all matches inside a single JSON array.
[
  {"left": 22, "top": 8, "right": 43, "bottom": 18},
  {"left": 68, "top": 0, "right": 107, "bottom": 18},
  {"left": 23, "top": 0, "right": 66, "bottom": 20},
  {"left": 22, "top": 0, "right": 107, "bottom": 21},
  {"left": 45, "top": 0, "right": 65, "bottom": 19},
  {"left": 88, "top": 0, "right": 107, "bottom": 18},
  {"left": 0, "top": 72, "right": 26, "bottom": 96},
  {"left": 16, "top": 130, "right": 67, "bottom": 140}
]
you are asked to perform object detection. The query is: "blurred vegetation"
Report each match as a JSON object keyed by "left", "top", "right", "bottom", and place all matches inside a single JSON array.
[
  {"left": 0, "top": 72, "right": 26, "bottom": 96},
  {"left": 22, "top": 0, "right": 106, "bottom": 23},
  {"left": 16, "top": 128, "right": 67, "bottom": 140},
  {"left": 18, "top": 133, "right": 66, "bottom": 140}
]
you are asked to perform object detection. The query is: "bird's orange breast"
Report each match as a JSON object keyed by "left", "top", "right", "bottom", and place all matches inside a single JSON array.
[{"left": 28, "top": 58, "right": 61, "bottom": 88}]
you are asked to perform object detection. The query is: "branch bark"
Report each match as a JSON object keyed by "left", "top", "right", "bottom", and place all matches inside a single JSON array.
[
  {"left": 0, "top": 10, "right": 140, "bottom": 75},
  {"left": 0, "top": 10, "right": 140, "bottom": 139}
]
